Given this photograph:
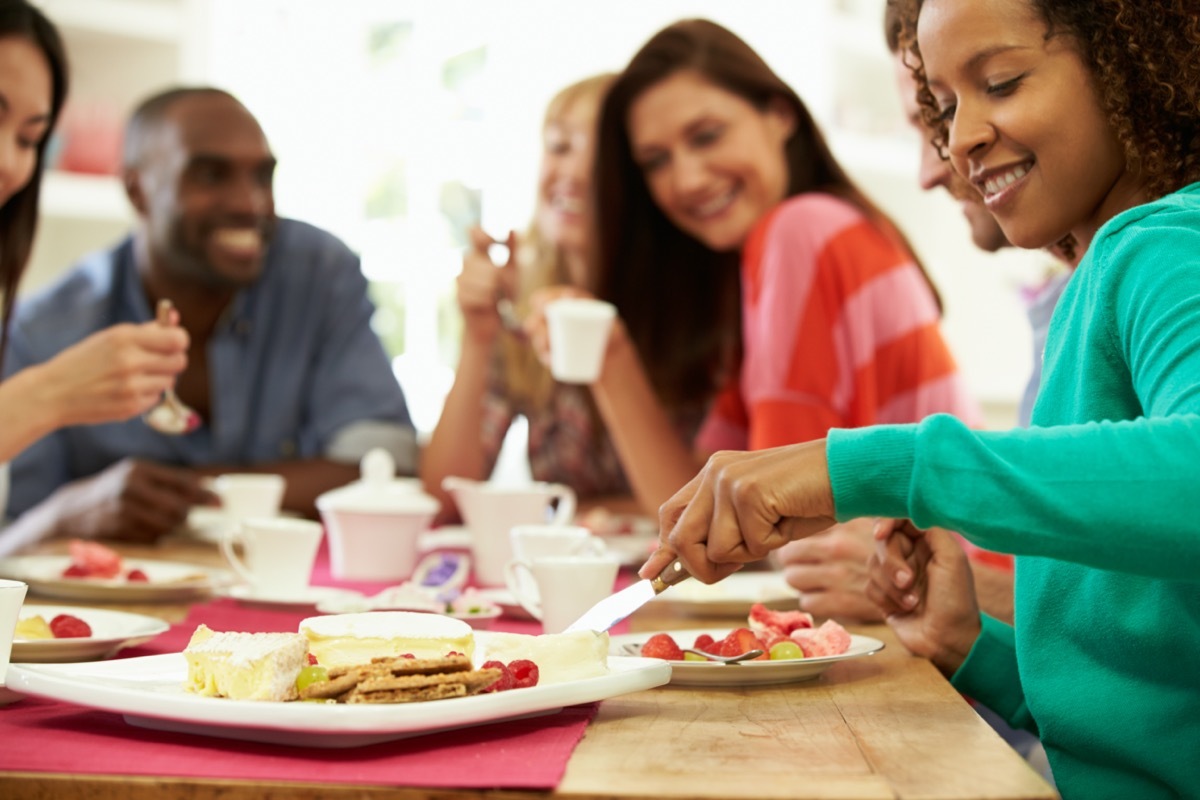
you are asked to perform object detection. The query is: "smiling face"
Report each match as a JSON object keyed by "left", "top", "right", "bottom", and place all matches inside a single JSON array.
[
  {"left": 536, "top": 96, "right": 598, "bottom": 257},
  {"left": 918, "top": 0, "right": 1148, "bottom": 251},
  {"left": 627, "top": 70, "right": 794, "bottom": 252},
  {"left": 0, "top": 35, "right": 50, "bottom": 209},
  {"left": 131, "top": 93, "right": 277, "bottom": 289},
  {"left": 892, "top": 51, "right": 1008, "bottom": 253}
]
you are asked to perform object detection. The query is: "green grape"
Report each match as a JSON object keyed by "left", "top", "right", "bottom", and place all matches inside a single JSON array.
[
  {"left": 769, "top": 641, "right": 805, "bottom": 661},
  {"left": 682, "top": 651, "right": 708, "bottom": 662},
  {"left": 296, "top": 664, "right": 329, "bottom": 692}
]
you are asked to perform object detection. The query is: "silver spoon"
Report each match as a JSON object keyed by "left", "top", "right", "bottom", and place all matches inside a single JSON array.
[
  {"left": 143, "top": 299, "right": 201, "bottom": 435},
  {"left": 622, "top": 643, "right": 767, "bottom": 664}
]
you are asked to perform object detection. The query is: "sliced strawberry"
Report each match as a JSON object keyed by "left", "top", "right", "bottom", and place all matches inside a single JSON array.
[
  {"left": 640, "top": 633, "right": 684, "bottom": 660},
  {"left": 732, "top": 628, "right": 769, "bottom": 660},
  {"left": 508, "top": 659, "right": 539, "bottom": 689},
  {"left": 61, "top": 563, "right": 91, "bottom": 578},
  {"left": 748, "top": 602, "right": 814, "bottom": 639},
  {"left": 125, "top": 568, "right": 150, "bottom": 582},
  {"left": 49, "top": 614, "right": 92, "bottom": 638},
  {"left": 66, "top": 540, "right": 122, "bottom": 579}
]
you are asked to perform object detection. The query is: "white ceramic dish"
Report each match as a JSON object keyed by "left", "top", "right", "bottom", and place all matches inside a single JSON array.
[
  {"left": 226, "top": 585, "right": 363, "bottom": 611},
  {"left": 0, "top": 556, "right": 230, "bottom": 603},
  {"left": 609, "top": 628, "right": 885, "bottom": 687},
  {"left": 7, "top": 647, "right": 671, "bottom": 748},
  {"left": 12, "top": 604, "right": 170, "bottom": 663},
  {"left": 650, "top": 572, "right": 801, "bottom": 616}
]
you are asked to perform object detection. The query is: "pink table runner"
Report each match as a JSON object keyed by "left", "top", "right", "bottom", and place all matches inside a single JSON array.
[{"left": 0, "top": 599, "right": 598, "bottom": 789}]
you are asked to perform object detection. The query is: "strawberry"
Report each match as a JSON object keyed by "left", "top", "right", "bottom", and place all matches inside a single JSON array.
[
  {"left": 692, "top": 633, "right": 717, "bottom": 653},
  {"left": 66, "top": 540, "right": 122, "bottom": 579},
  {"left": 61, "top": 563, "right": 90, "bottom": 578},
  {"left": 640, "top": 633, "right": 684, "bottom": 660},
  {"left": 508, "top": 659, "right": 539, "bottom": 689},
  {"left": 748, "top": 602, "right": 814, "bottom": 638},
  {"left": 49, "top": 614, "right": 92, "bottom": 638},
  {"left": 125, "top": 569, "right": 150, "bottom": 582},
  {"left": 732, "top": 628, "right": 769, "bottom": 660},
  {"left": 306, "top": 652, "right": 319, "bottom": 666}
]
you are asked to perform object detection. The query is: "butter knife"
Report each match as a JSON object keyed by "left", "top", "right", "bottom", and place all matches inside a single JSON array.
[{"left": 562, "top": 557, "right": 691, "bottom": 634}]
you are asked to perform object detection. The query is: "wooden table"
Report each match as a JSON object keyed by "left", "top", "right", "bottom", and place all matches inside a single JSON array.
[{"left": 0, "top": 541, "right": 1057, "bottom": 800}]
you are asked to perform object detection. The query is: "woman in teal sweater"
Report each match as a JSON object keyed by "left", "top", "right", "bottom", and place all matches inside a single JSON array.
[{"left": 640, "top": 0, "right": 1200, "bottom": 797}]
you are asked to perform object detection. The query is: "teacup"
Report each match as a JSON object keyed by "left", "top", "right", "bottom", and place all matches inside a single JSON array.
[
  {"left": 505, "top": 554, "right": 620, "bottom": 634},
  {"left": 220, "top": 517, "right": 323, "bottom": 597},
  {"left": 443, "top": 477, "right": 576, "bottom": 587},
  {"left": 544, "top": 298, "right": 617, "bottom": 384},
  {"left": 0, "top": 579, "right": 28, "bottom": 687},
  {"left": 210, "top": 473, "right": 286, "bottom": 521},
  {"left": 507, "top": 524, "right": 607, "bottom": 603}
]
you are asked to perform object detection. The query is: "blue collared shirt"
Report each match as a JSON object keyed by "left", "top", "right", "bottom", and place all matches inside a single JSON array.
[{"left": 3, "top": 218, "right": 416, "bottom": 517}]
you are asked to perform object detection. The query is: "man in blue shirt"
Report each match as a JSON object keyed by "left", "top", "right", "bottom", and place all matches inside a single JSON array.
[{"left": 1, "top": 87, "right": 415, "bottom": 553}]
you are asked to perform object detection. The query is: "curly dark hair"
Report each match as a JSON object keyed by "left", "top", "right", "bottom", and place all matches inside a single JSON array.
[{"left": 901, "top": 0, "right": 1200, "bottom": 203}]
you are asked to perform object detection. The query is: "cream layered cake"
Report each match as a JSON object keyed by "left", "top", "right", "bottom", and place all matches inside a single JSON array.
[
  {"left": 474, "top": 630, "right": 609, "bottom": 684},
  {"left": 299, "top": 611, "right": 474, "bottom": 669},
  {"left": 183, "top": 624, "right": 309, "bottom": 701}
]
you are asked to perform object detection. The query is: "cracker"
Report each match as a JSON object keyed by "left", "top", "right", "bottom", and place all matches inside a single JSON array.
[
  {"left": 345, "top": 684, "right": 468, "bottom": 704},
  {"left": 326, "top": 654, "right": 471, "bottom": 681},
  {"left": 356, "top": 667, "right": 500, "bottom": 694}
]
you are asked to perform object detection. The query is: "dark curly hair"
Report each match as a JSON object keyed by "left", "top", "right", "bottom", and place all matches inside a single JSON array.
[{"left": 901, "top": 0, "right": 1200, "bottom": 203}]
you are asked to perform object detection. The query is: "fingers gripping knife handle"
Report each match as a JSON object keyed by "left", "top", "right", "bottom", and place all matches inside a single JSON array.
[{"left": 650, "top": 558, "right": 690, "bottom": 594}]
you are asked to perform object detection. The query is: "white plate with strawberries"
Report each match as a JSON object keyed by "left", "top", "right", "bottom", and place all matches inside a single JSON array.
[
  {"left": 13, "top": 604, "right": 170, "bottom": 663},
  {"left": 610, "top": 628, "right": 885, "bottom": 687},
  {"left": 0, "top": 555, "right": 230, "bottom": 602}
]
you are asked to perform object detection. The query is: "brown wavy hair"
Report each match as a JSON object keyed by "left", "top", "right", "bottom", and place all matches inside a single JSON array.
[
  {"left": 0, "top": 0, "right": 68, "bottom": 371},
  {"left": 902, "top": 0, "right": 1200, "bottom": 202},
  {"left": 593, "top": 18, "right": 940, "bottom": 410}
]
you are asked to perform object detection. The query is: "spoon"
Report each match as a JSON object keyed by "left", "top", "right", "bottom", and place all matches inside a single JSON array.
[
  {"left": 622, "top": 643, "right": 766, "bottom": 664},
  {"left": 142, "top": 299, "right": 201, "bottom": 435}
]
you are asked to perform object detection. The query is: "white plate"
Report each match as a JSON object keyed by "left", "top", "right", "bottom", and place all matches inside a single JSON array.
[
  {"left": 470, "top": 587, "right": 535, "bottom": 620},
  {"left": 6, "top": 645, "right": 671, "bottom": 748},
  {"left": 609, "top": 628, "right": 885, "bottom": 687},
  {"left": 650, "top": 572, "right": 801, "bottom": 616},
  {"left": 0, "top": 556, "right": 231, "bottom": 602},
  {"left": 226, "top": 585, "right": 363, "bottom": 610},
  {"left": 12, "top": 604, "right": 170, "bottom": 663}
]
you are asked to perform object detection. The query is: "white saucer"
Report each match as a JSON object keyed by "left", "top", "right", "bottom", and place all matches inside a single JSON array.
[{"left": 226, "top": 585, "right": 361, "bottom": 610}]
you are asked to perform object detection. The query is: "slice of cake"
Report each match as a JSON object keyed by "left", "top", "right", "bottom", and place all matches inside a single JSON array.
[
  {"left": 299, "top": 611, "right": 474, "bottom": 669},
  {"left": 474, "top": 630, "right": 609, "bottom": 685},
  {"left": 183, "top": 624, "right": 309, "bottom": 701}
]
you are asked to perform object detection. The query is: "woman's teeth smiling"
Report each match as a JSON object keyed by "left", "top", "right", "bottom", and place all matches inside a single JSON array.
[
  {"left": 982, "top": 163, "right": 1030, "bottom": 199},
  {"left": 694, "top": 189, "right": 737, "bottom": 218}
]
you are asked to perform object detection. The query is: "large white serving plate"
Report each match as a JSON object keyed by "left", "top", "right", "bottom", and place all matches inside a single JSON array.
[
  {"left": 7, "top": 648, "right": 671, "bottom": 748},
  {"left": 649, "top": 572, "right": 801, "bottom": 616},
  {"left": 0, "top": 556, "right": 230, "bottom": 602},
  {"left": 13, "top": 604, "right": 170, "bottom": 663},
  {"left": 610, "top": 629, "right": 884, "bottom": 687}
]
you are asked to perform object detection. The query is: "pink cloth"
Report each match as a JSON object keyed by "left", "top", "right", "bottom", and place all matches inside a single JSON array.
[{"left": 0, "top": 600, "right": 596, "bottom": 789}]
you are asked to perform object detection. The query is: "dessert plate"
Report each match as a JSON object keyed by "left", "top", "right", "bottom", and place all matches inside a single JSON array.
[
  {"left": 649, "top": 571, "right": 801, "bottom": 616},
  {"left": 226, "top": 585, "right": 362, "bottom": 611},
  {"left": 7, "top": 650, "right": 671, "bottom": 748},
  {"left": 609, "top": 629, "right": 885, "bottom": 687},
  {"left": 13, "top": 604, "right": 170, "bottom": 663},
  {"left": 0, "top": 556, "right": 230, "bottom": 602}
]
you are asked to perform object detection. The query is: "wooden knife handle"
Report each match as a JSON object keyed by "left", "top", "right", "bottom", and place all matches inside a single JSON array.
[{"left": 650, "top": 557, "right": 691, "bottom": 593}]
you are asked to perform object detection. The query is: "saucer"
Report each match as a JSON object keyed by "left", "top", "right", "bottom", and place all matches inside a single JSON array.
[{"left": 226, "top": 585, "right": 361, "bottom": 610}]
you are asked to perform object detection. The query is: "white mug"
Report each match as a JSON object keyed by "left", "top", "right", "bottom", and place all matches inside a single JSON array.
[
  {"left": 220, "top": 516, "right": 323, "bottom": 596},
  {"left": 210, "top": 473, "right": 286, "bottom": 521},
  {"left": 0, "top": 579, "right": 28, "bottom": 686},
  {"left": 443, "top": 477, "right": 577, "bottom": 587},
  {"left": 505, "top": 554, "right": 619, "bottom": 634},
  {"left": 545, "top": 298, "right": 617, "bottom": 384},
  {"left": 507, "top": 524, "right": 607, "bottom": 605}
]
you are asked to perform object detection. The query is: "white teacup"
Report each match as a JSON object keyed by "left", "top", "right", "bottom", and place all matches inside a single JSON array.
[
  {"left": 545, "top": 298, "right": 616, "bottom": 384},
  {"left": 220, "top": 517, "right": 323, "bottom": 596},
  {"left": 505, "top": 554, "right": 619, "bottom": 634},
  {"left": 210, "top": 473, "right": 286, "bottom": 521},
  {"left": 0, "top": 579, "right": 28, "bottom": 686},
  {"left": 507, "top": 524, "right": 607, "bottom": 605},
  {"left": 443, "top": 477, "right": 577, "bottom": 587}
]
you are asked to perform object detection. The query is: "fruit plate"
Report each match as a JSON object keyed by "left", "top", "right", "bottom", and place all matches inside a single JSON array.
[
  {"left": 649, "top": 572, "right": 801, "bottom": 616},
  {"left": 609, "top": 629, "right": 885, "bottom": 687},
  {"left": 0, "top": 556, "right": 231, "bottom": 602},
  {"left": 6, "top": 648, "right": 671, "bottom": 748},
  {"left": 12, "top": 604, "right": 170, "bottom": 663}
]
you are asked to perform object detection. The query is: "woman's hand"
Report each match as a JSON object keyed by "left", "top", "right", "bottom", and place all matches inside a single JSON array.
[
  {"left": 457, "top": 226, "right": 517, "bottom": 345},
  {"left": 640, "top": 440, "right": 838, "bottom": 584},
  {"left": 774, "top": 517, "right": 885, "bottom": 622},
  {"left": 866, "top": 519, "right": 983, "bottom": 677},
  {"left": 523, "top": 284, "right": 597, "bottom": 369},
  {"left": 36, "top": 321, "right": 189, "bottom": 428}
]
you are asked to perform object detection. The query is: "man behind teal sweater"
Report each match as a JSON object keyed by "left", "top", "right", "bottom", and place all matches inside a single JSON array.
[{"left": 828, "top": 182, "right": 1200, "bottom": 798}]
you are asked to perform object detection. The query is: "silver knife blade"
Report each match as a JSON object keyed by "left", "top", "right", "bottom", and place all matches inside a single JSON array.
[
  {"left": 563, "top": 557, "right": 691, "bottom": 634},
  {"left": 563, "top": 579, "right": 656, "bottom": 634}
]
